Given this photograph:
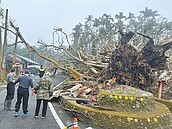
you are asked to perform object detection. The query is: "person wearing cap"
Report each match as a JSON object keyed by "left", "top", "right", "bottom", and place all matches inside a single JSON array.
[
  {"left": 33, "top": 72, "right": 53, "bottom": 119},
  {"left": 4, "top": 69, "right": 16, "bottom": 111},
  {"left": 38, "top": 65, "right": 45, "bottom": 78},
  {"left": 14, "top": 70, "right": 34, "bottom": 117}
]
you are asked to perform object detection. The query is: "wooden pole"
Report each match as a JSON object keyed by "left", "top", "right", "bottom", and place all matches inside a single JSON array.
[
  {"left": 0, "top": 28, "right": 2, "bottom": 80},
  {"left": 2, "top": 9, "right": 8, "bottom": 69},
  {"left": 158, "top": 81, "right": 163, "bottom": 99}
]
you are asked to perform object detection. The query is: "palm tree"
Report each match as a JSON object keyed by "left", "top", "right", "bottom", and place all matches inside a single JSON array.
[
  {"left": 115, "top": 12, "right": 126, "bottom": 32},
  {"left": 139, "top": 7, "right": 159, "bottom": 20}
]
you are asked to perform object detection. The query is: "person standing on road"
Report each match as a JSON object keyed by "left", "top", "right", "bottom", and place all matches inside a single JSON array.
[
  {"left": 38, "top": 65, "right": 45, "bottom": 78},
  {"left": 4, "top": 69, "right": 16, "bottom": 111},
  {"left": 33, "top": 73, "right": 53, "bottom": 119},
  {"left": 14, "top": 70, "right": 34, "bottom": 117}
]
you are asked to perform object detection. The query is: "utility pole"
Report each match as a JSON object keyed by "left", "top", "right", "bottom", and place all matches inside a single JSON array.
[
  {"left": 2, "top": 9, "right": 8, "bottom": 69},
  {"left": 0, "top": 28, "right": 2, "bottom": 80}
]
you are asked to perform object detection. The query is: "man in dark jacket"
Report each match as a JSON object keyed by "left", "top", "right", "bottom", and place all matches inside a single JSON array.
[
  {"left": 4, "top": 69, "right": 16, "bottom": 111},
  {"left": 14, "top": 70, "right": 34, "bottom": 117}
]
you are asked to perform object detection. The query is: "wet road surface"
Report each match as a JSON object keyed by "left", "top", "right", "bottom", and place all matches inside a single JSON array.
[{"left": 0, "top": 74, "right": 103, "bottom": 129}]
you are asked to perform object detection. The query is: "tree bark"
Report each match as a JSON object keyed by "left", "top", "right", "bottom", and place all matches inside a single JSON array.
[{"left": 13, "top": 27, "right": 19, "bottom": 64}]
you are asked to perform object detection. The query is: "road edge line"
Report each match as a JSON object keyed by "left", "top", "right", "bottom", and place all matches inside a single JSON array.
[{"left": 48, "top": 102, "right": 65, "bottom": 129}]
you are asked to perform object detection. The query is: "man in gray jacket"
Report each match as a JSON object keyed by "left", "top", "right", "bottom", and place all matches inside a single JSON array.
[
  {"left": 14, "top": 70, "right": 34, "bottom": 117},
  {"left": 4, "top": 69, "right": 16, "bottom": 111}
]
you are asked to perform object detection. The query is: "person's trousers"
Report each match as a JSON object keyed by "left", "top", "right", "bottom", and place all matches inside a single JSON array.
[
  {"left": 15, "top": 87, "right": 29, "bottom": 114},
  {"left": 4, "top": 82, "right": 15, "bottom": 110},
  {"left": 4, "top": 99, "right": 13, "bottom": 110},
  {"left": 35, "top": 99, "right": 48, "bottom": 117}
]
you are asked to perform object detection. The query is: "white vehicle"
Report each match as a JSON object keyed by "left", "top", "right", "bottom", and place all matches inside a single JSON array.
[{"left": 27, "top": 65, "right": 40, "bottom": 75}]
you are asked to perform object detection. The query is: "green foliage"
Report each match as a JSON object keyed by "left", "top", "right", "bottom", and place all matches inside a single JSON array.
[
  {"left": 71, "top": 7, "right": 172, "bottom": 55},
  {"left": 0, "top": 3, "right": 4, "bottom": 19}
]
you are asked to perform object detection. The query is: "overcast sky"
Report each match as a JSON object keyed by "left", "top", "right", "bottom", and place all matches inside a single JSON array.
[{"left": 1, "top": 0, "right": 172, "bottom": 45}]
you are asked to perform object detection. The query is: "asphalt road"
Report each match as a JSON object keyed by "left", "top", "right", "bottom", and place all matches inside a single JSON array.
[
  {"left": 1, "top": 75, "right": 172, "bottom": 129},
  {"left": 0, "top": 75, "right": 61, "bottom": 129},
  {"left": 0, "top": 74, "right": 103, "bottom": 129}
]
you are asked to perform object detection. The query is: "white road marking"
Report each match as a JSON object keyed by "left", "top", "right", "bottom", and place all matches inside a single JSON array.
[{"left": 48, "top": 102, "right": 65, "bottom": 129}]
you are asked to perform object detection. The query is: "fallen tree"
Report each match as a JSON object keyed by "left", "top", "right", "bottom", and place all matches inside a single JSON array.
[
  {"left": 105, "top": 32, "right": 171, "bottom": 89},
  {"left": 10, "top": 21, "right": 172, "bottom": 100},
  {"left": 54, "top": 31, "right": 172, "bottom": 101},
  {"left": 10, "top": 21, "right": 107, "bottom": 81}
]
